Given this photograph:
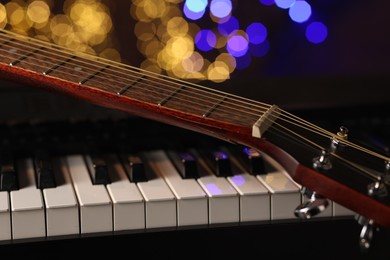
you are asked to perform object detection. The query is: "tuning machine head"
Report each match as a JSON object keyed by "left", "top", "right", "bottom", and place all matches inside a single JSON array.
[{"left": 294, "top": 187, "right": 329, "bottom": 219}]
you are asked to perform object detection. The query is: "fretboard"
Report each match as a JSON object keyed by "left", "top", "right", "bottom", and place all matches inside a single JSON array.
[{"left": 0, "top": 29, "right": 272, "bottom": 130}]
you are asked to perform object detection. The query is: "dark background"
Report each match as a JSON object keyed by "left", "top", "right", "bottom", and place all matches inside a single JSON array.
[{"left": 1, "top": 0, "right": 390, "bottom": 258}]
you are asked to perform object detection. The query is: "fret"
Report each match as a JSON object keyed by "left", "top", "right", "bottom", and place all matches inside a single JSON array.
[
  {"left": 202, "top": 95, "right": 227, "bottom": 118},
  {"left": 0, "top": 38, "right": 14, "bottom": 47},
  {"left": 9, "top": 47, "right": 43, "bottom": 66},
  {"left": 79, "top": 65, "right": 110, "bottom": 85},
  {"left": 116, "top": 75, "right": 146, "bottom": 96},
  {"left": 43, "top": 55, "right": 76, "bottom": 75},
  {"left": 158, "top": 86, "right": 184, "bottom": 107}
]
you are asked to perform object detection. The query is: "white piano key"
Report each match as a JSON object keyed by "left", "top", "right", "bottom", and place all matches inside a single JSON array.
[
  {"left": 10, "top": 159, "right": 45, "bottom": 240},
  {"left": 42, "top": 158, "right": 79, "bottom": 237},
  {"left": 145, "top": 150, "right": 208, "bottom": 227},
  {"left": 105, "top": 155, "right": 145, "bottom": 231},
  {"left": 197, "top": 175, "right": 239, "bottom": 224},
  {"left": 193, "top": 148, "right": 239, "bottom": 224},
  {"left": 0, "top": 192, "right": 11, "bottom": 241},
  {"left": 65, "top": 155, "right": 112, "bottom": 234},
  {"left": 257, "top": 170, "right": 301, "bottom": 220},
  {"left": 333, "top": 202, "right": 355, "bottom": 217},
  {"left": 227, "top": 174, "right": 270, "bottom": 222},
  {"left": 137, "top": 154, "right": 176, "bottom": 229}
]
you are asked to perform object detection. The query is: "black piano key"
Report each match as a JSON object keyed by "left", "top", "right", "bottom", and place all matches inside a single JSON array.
[
  {"left": 33, "top": 152, "right": 57, "bottom": 189},
  {"left": 0, "top": 156, "right": 18, "bottom": 191},
  {"left": 200, "top": 148, "right": 232, "bottom": 177},
  {"left": 88, "top": 154, "right": 111, "bottom": 185},
  {"left": 167, "top": 150, "right": 199, "bottom": 179},
  {"left": 230, "top": 146, "right": 267, "bottom": 175},
  {"left": 120, "top": 154, "right": 148, "bottom": 182}
]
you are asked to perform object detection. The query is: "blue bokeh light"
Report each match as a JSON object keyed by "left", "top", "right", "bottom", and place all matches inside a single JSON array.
[
  {"left": 227, "top": 34, "right": 249, "bottom": 57},
  {"left": 195, "top": 29, "right": 217, "bottom": 51},
  {"left": 259, "top": 0, "right": 275, "bottom": 6},
  {"left": 218, "top": 16, "right": 239, "bottom": 36},
  {"left": 183, "top": 0, "right": 207, "bottom": 20},
  {"left": 235, "top": 52, "right": 252, "bottom": 70},
  {"left": 305, "top": 21, "right": 328, "bottom": 44},
  {"left": 246, "top": 22, "right": 267, "bottom": 44},
  {"left": 210, "top": 0, "right": 233, "bottom": 19},
  {"left": 274, "top": 0, "right": 296, "bottom": 9},
  {"left": 289, "top": 1, "right": 312, "bottom": 23},
  {"left": 249, "top": 40, "right": 270, "bottom": 57}
]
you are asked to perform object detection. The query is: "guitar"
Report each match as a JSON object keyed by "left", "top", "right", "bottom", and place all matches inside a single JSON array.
[{"left": 0, "top": 28, "right": 389, "bottom": 248}]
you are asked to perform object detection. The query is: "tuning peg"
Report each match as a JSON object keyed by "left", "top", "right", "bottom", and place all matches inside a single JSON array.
[
  {"left": 355, "top": 215, "right": 377, "bottom": 251},
  {"left": 294, "top": 187, "right": 329, "bottom": 219},
  {"left": 312, "top": 149, "right": 332, "bottom": 171}
]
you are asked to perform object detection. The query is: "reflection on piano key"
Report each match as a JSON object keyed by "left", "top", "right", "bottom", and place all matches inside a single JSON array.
[
  {"left": 42, "top": 158, "right": 79, "bottom": 237},
  {"left": 227, "top": 174, "right": 271, "bottom": 222},
  {"left": 257, "top": 170, "right": 301, "bottom": 220},
  {"left": 105, "top": 154, "right": 145, "bottom": 231},
  {"left": 192, "top": 149, "right": 240, "bottom": 224},
  {"left": 137, "top": 153, "right": 176, "bottom": 229},
  {"left": 65, "top": 155, "right": 112, "bottom": 235},
  {"left": 0, "top": 191, "right": 11, "bottom": 241},
  {"left": 11, "top": 159, "right": 45, "bottom": 240},
  {"left": 145, "top": 150, "right": 208, "bottom": 227}
]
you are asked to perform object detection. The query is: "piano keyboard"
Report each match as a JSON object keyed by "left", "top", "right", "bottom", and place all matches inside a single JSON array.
[{"left": 0, "top": 118, "right": 355, "bottom": 244}]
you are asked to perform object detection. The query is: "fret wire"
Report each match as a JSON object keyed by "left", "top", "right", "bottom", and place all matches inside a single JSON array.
[
  {"left": 79, "top": 65, "right": 110, "bottom": 85},
  {"left": 43, "top": 55, "right": 76, "bottom": 75},
  {"left": 0, "top": 33, "right": 271, "bottom": 114},
  {"left": 0, "top": 34, "right": 270, "bottom": 124},
  {"left": 9, "top": 46, "right": 44, "bottom": 66},
  {"left": 116, "top": 75, "right": 146, "bottom": 95},
  {"left": 0, "top": 33, "right": 292, "bottom": 128},
  {"left": 0, "top": 32, "right": 388, "bottom": 164},
  {"left": 158, "top": 86, "right": 184, "bottom": 107},
  {"left": 202, "top": 95, "right": 227, "bottom": 118},
  {"left": 1, "top": 33, "right": 388, "bottom": 163},
  {"left": 0, "top": 46, "right": 259, "bottom": 127}
]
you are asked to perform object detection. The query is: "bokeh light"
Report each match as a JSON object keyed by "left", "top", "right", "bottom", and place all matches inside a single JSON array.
[
  {"left": 288, "top": 0, "right": 311, "bottom": 23},
  {"left": 0, "top": 0, "right": 120, "bottom": 61},
  {"left": 306, "top": 21, "right": 328, "bottom": 44},
  {"left": 0, "top": 0, "right": 328, "bottom": 83}
]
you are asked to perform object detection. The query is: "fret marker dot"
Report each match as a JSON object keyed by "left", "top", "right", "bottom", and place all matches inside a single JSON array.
[
  {"left": 74, "top": 67, "right": 82, "bottom": 71},
  {"left": 9, "top": 48, "right": 17, "bottom": 53}
]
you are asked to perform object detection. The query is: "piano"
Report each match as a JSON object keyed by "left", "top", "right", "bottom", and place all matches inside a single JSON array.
[{"left": 0, "top": 83, "right": 389, "bottom": 259}]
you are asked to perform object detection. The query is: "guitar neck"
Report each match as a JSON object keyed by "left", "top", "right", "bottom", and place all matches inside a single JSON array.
[{"left": 0, "top": 29, "right": 276, "bottom": 143}]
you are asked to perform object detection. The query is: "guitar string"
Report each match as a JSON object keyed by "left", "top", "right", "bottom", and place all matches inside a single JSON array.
[
  {"left": 0, "top": 45, "right": 348, "bottom": 147},
  {"left": 0, "top": 32, "right": 345, "bottom": 139},
  {"left": 270, "top": 122, "right": 380, "bottom": 180},
  {"left": 0, "top": 32, "right": 387, "bottom": 163},
  {"left": 0, "top": 36, "right": 268, "bottom": 125},
  {"left": 0, "top": 31, "right": 344, "bottom": 139},
  {"left": 0, "top": 31, "right": 388, "bottom": 163}
]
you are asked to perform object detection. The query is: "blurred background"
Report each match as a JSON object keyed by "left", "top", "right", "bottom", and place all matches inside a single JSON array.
[{"left": 0, "top": 0, "right": 389, "bottom": 111}]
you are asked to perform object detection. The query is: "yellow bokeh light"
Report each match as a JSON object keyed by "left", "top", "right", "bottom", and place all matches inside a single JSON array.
[
  {"left": 134, "top": 21, "right": 157, "bottom": 42},
  {"left": 50, "top": 14, "right": 72, "bottom": 37},
  {"left": 142, "top": 0, "right": 168, "bottom": 20},
  {"left": 182, "top": 51, "right": 204, "bottom": 73},
  {"left": 207, "top": 61, "right": 230, "bottom": 83},
  {"left": 27, "top": 1, "right": 50, "bottom": 24},
  {"left": 165, "top": 36, "right": 194, "bottom": 60},
  {"left": 0, "top": 4, "right": 7, "bottom": 23},
  {"left": 166, "top": 16, "right": 188, "bottom": 37}
]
